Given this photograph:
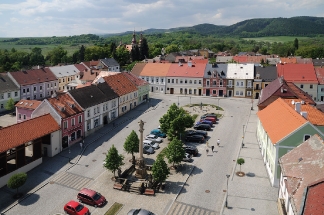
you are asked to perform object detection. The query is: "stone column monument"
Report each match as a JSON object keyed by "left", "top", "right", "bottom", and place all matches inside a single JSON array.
[{"left": 135, "top": 119, "right": 147, "bottom": 179}]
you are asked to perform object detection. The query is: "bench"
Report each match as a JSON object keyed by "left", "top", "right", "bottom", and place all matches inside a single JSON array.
[
  {"left": 144, "top": 188, "right": 155, "bottom": 196},
  {"left": 113, "top": 183, "right": 123, "bottom": 190}
]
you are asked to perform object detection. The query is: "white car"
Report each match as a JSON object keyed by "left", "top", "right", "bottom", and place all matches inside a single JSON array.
[
  {"left": 143, "top": 140, "right": 160, "bottom": 150},
  {"left": 145, "top": 134, "right": 163, "bottom": 143}
]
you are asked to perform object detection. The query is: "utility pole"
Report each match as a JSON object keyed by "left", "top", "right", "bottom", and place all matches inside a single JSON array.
[{"left": 225, "top": 174, "right": 230, "bottom": 207}]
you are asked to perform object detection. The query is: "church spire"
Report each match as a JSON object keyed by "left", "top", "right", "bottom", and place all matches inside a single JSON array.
[{"left": 131, "top": 29, "right": 137, "bottom": 45}]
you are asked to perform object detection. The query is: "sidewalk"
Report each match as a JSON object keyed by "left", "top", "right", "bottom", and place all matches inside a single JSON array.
[{"left": 222, "top": 109, "right": 278, "bottom": 215}]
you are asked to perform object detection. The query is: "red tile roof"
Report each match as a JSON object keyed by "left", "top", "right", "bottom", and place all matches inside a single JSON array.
[
  {"left": 286, "top": 82, "right": 316, "bottom": 105},
  {"left": 15, "top": 99, "right": 41, "bottom": 110},
  {"left": 167, "top": 62, "right": 206, "bottom": 78},
  {"left": 283, "top": 99, "right": 324, "bottom": 126},
  {"left": 122, "top": 72, "right": 148, "bottom": 87},
  {"left": 277, "top": 63, "right": 318, "bottom": 83},
  {"left": 9, "top": 68, "right": 57, "bottom": 86},
  {"left": 233, "top": 56, "right": 248, "bottom": 63},
  {"left": 315, "top": 67, "right": 324, "bottom": 84},
  {"left": 140, "top": 63, "right": 172, "bottom": 77},
  {"left": 74, "top": 64, "right": 87, "bottom": 73},
  {"left": 280, "top": 57, "right": 297, "bottom": 64},
  {"left": 131, "top": 62, "right": 146, "bottom": 76},
  {"left": 257, "top": 98, "right": 307, "bottom": 144},
  {"left": 302, "top": 179, "right": 324, "bottom": 214},
  {"left": 103, "top": 73, "right": 137, "bottom": 96},
  {"left": 296, "top": 58, "right": 313, "bottom": 64},
  {"left": 47, "top": 93, "right": 83, "bottom": 119},
  {"left": 0, "top": 114, "right": 60, "bottom": 153},
  {"left": 174, "top": 56, "right": 205, "bottom": 63},
  {"left": 280, "top": 134, "right": 324, "bottom": 215}
]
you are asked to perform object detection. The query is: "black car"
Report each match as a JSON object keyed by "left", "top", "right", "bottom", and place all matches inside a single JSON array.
[
  {"left": 185, "top": 135, "right": 204, "bottom": 143},
  {"left": 186, "top": 130, "right": 208, "bottom": 137},
  {"left": 194, "top": 123, "right": 211, "bottom": 131},
  {"left": 183, "top": 146, "right": 198, "bottom": 156}
]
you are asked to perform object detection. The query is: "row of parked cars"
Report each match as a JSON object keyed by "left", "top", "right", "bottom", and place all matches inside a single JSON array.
[{"left": 193, "top": 113, "right": 217, "bottom": 131}]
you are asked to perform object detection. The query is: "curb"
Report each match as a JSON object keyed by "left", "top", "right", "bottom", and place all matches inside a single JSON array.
[{"left": 164, "top": 165, "right": 196, "bottom": 215}]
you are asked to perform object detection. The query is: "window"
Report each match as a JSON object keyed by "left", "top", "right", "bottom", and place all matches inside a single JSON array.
[
  {"left": 40, "top": 86, "right": 42, "bottom": 90},
  {"left": 63, "top": 79, "right": 65, "bottom": 82},
  {"left": 59, "top": 79, "right": 61, "bottom": 83},
  {"left": 40, "top": 94, "right": 43, "bottom": 98},
  {"left": 304, "top": 134, "right": 311, "bottom": 141},
  {"left": 310, "top": 84, "right": 313, "bottom": 89},
  {"left": 180, "top": 88, "right": 183, "bottom": 94},
  {"left": 213, "top": 90, "right": 217, "bottom": 94},
  {"left": 161, "top": 79, "right": 164, "bottom": 83},
  {"left": 23, "top": 114, "right": 26, "bottom": 119},
  {"left": 236, "top": 81, "right": 239, "bottom": 86},
  {"left": 194, "top": 89, "right": 196, "bottom": 94},
  {"left": 7, "top": 92, "right": 11, "bottom": 98},
  {"left": 78, "top": 115, "right": 82, "bottom": 123},
  {"left": 156, "top": 87, "right": 158, "bottom": 90},
  {"left": 236, "top": 91, "right": 239, "bottom": 95},
  {"left": 94, "top": 108, "right": 96, "bottom": 114},
  {"left": 180, "top": 79, "right": 183, "bottom": 84},
  {"left": 87, "top": 110, "right": 90, "bottom": 117},
  {"left": 185, "top": 80, "right": 187, "bottom": 84},
  {"left": 172, "top": 79, "right": 174, "bottom": 83},
  {"left": 156, "top": 78, "right": 159, "bottom": 82},
  {"left": 168, "top": 79, "right": 170, "bottom": 83},
  {"left": 189, "top": 80, "right": 192, "bottom": 84},
  {"left": 213, "top": 81, "right": 217, "bottom": 86},
  {"left": 27, "top": 88, "right": 29, "bottom": 93},
  {"left": 48, "top": 84, "right": 50, "bottom": 88},
  {"left": 0, "top": 104, "right": 3, "bottom": 109},
  {"left": 194, "top": 80, "right": 197, "bottom": 84},
  {"left": 247, "top": 91, "right": 252, "bottom": 96},
  {"left": 151, "top": 78, "right": 154, "bottom": 82},
  {"left": 300, "top": 84, "right": 304, "bottom": 89},
  {"left": 64, "top": 121, "right": 67, "bottom": 129},
  {"left": 161, "top": 87, "right": 163, "bottom": 92},
  {"left": 176, "top": 79, "right": 178, "bottom": 84},
  {"left": 241, "top": 82, "right": 244, "bottom": 86},
  {"left": 240, "top": 91, "right": 243, "bottom": 96},
  {"left": 72, "top": 118, "right": 75, "bottom": 126},
  {"left": 220, "top": 80, "right": 223, "bottom": 86},
  {"left": 87, "top": 122, "right": 91, "bottom": 130},
  {"left": 18, "top": 114, "right": 21, "bottom": 119},
  {"left": 1, "top": 94, "right": 3, "bottom": 99},
  {"left": 55, "top": 83, "right": 57, "bottom": 87},
  {"left": 33, "top": 95, "right": 36, "bottom": 99},
  {"left": 247, "top": 81, "right": 252, "bottom": 87},
  {"left": 199, "top": 80, "right": 202, "bottom": 84},
  {"left": 34, "top": 86, "right": 37, "bottom": 92}
]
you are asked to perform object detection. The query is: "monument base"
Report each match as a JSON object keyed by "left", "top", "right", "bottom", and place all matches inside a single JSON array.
[{"left": 135, "top": 167, "right": 147, "bottom": 179}]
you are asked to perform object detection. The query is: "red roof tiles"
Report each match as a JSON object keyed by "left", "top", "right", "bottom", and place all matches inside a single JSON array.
[
  {"left": 0, "top": 114, "right": 60, "bottom": 153},
  {"left": 277, "top": 63, "right": 318, "bottom": 83},
  {"left": 315, "top": 67, "right": 324, "bottom": 84},
  {"left": 9, "top": 68, "right": 57, "bottom": 86},
  {"left": 103, "top": 73, "right": 137, "bottom": 96},
  {"left": 15, "top": 99, "right": 41, "bottom": 110},
  {"left": 167, "top": 62, "right": 206, "bottom": 78},
  {"left": 47, "top": 93, "right": 83, "bottom": 119}
]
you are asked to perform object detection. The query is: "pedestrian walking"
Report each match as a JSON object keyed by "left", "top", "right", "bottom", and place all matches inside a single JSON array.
[
  {"left": 206, "top": 145, "right": 209, "bottom": 154},
  {"left": 217, "top": 139, "right": 220, "bottom": 147},
  {"left": 211, "top": 145, "right": 214, "bottom": 152},
  {"left": 79, "top": 142, "right": 83, "bottom": 149}
]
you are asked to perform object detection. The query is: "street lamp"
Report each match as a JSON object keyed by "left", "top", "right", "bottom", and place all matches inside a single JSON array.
[
  {"left": 225, "top": 174, "right": 230, "bottom": 208},
  {"left": 218, "top": 98, "right": 220, "bottom": 110},
  {"left": 68, "top": 148, "right": 71, "bottom": 163},
  {"left": 178, "top": 96, "right": 180, "bottom": 107}
]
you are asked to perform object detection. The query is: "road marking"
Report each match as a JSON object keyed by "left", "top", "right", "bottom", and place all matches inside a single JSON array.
[
  {"left": 167, "top": 201, "right": 218, "bottom": 215},
  {"left": 51, "top": 172, "right": 93, "bottom": 190}
]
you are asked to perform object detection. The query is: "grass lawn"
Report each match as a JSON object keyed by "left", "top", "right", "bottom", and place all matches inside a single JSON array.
[
  {"left": 242, "top": 36, "right": 310, "bottom": 43},
  {"left": 104, "top": 202, "right": 123, "bottom": 215}
]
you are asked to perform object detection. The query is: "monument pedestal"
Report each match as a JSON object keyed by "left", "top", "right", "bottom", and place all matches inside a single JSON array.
[{"left": 135, "top": 166, "right": 147, "bottom": 179}]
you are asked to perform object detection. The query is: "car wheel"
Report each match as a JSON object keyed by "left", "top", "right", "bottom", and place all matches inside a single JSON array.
[{"left": 95, "top": 205, "right": 98, "bottom": 208}]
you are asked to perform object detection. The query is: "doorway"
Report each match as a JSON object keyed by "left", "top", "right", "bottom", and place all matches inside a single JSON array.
[
  {"left": 219, "top": 90, "right": 223, "bottom": 97},
  {"left": 255, "top": 93, "right": 259, "bottom": 99},
  {"left": 170, "top": 88, "right": 174, "bottom": 94},
  {"left": 206, "top": 89, "right": 210, "bottom": 96},
  {"left": 199, "top": 89, "right": 202, "bottom": 96},
  {"left": 228, "top": 90, "right": 232, "bottom": 97}
]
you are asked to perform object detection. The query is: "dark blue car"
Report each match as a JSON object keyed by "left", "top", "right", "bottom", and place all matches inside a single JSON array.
[{"left": 196, "top": 120, "right": 213, "bottom": 127}]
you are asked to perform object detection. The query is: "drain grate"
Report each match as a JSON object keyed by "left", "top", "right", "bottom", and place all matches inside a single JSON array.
[{"left": 205, "top": 190, "right": 210, "bottom": 193}]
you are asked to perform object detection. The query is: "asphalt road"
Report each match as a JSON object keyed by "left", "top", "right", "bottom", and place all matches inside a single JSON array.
[{"left": 1, "top": 94, "right": 253, "bottom": 215}]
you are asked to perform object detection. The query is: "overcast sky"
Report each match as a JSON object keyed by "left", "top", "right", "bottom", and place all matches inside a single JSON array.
[{"left": 0, "top": 0, "right": 323, "bottom": 37}]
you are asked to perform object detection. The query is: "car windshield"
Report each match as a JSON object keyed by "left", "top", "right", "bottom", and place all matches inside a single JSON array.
[
  {"left": 93, "top": 193, "right": 101, "bottom": 200},
  {"left": 133, "top": 209, "right": 140, "bottom": 215},
  {"left": 75, "top": 204, "right": 84, "bottom": 212}
]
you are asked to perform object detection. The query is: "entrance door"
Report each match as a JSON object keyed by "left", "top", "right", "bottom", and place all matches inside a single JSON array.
[
  {"left": 62, "top": 136, "right": 68, "bottom": 149},
  {"left": 228, "top": 90, "right": 232, "bottom": 97},
  {"left": 199, "top": 89, "right": 202, "bottom": 96},
  {"left": 219, "top": 90, "right": 223, "bottom": 96},
  {"left": 170, "top": 88, "right": 174, "bottom": 94},
  {"left": 151, "top": 87, "right": 154, "bottom": 92},
  {"left": 206, "top": 89, "right": 210, "bottom": 96},
  {"left": 255, "top": 93, "right": 259, "bottom": 99},
  {"left": 103, "top": 116, "right": 108, "bottom": 125}
]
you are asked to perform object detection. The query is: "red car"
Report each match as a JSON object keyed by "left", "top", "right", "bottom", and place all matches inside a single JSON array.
[
  {"left": 64, "top": 200, "right": 90, "bottom": 215},
  {"left": 77, "top": 188, "right": 107, "bottom": 207},
  {"left": 203, "top": 117, "right": 216, "bottom": 124}
]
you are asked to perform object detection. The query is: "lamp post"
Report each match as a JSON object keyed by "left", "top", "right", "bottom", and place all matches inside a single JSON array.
[
  {"left": 178, "top": 96, "right": 180, "bottom": 107},
  {"left": 225, "top": 174, "right": 230, "bottom": 208},
  {"left": 218, "top": 98, "right": 220, "bottom": 110},
  {"left": 251, "top": 99, "right": 254, "bottom": 110},
  {"left": 68, "top": 148, "right": 71, "bottom": 163}
]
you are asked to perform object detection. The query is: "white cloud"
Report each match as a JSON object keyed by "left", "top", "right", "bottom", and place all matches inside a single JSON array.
[{"left": 0, "top": 0, "right": 323, "bottom": 37}]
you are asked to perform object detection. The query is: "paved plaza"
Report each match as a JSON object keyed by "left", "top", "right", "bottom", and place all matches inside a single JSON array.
[{"left": 0, "top": 95, "right": 278, "bottom": 215}]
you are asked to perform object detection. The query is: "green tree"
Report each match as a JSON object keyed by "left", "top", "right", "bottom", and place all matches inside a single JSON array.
[
  {"left": 5, "top": 98, "right": 15, "bottom": 111},
  {"left": 165, "top": 44, "right": 180, "bottom": 54},
  {"left": 123, "top": 130, "right": 139, "bottom": 164},
  {"left": 237, "top": 158, "right": 245, "bottom": 172},
  {"left": 46, "top": 46, "right": 67, "bottom": 65},
  {"left": 79, "top": 45, "right": 85, "bottom": 62},
  {"left": 125, "top": 61, "right": 139, "bottom": 71},
  {"left": 7, "top": 173, "right": 27, "bottom": 197},
  {"left": 294, "top": 38, "right": 299, "bottom": 50},
  {"left": 152, "top": 156, "right": 170, "bottom": 187},
  {"left": 139, "top": 37, "right": 149, "bottom": 60},
  {"left": 131, "top": 45, "right": 140, "bottom": 62},
  {"left": 29, "top": 47, "right": 45, "bottom": 66},
  {"left": 165, "top": 138, "right": 185, "bottom": 167},
  {"left": 115, "top": 46, "right": 130, "bottom": 67},
  {"left": 103, "top": 145, "right": 124, "bottom": 177},
  {"left": 159, "top": 103, "right": 194, "bottom": 140}
]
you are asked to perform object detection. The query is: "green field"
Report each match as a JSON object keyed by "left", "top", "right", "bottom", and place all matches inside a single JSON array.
[
  {"left": 0, "top": 42, "right": 93, "bottom": 55},
  {"left": 243, "top": 36, "right": 310, "bottom": 43}
]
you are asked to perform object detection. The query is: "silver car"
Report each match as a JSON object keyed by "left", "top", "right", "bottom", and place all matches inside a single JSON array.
[
  {"left": 143, "top": 140, "right": 160, "bottom": 150},
  {"left": 145, "top": 134, "right": 163, "bottom": 143},
  {"left": 127, "top": 208, "right": 154, "bottom": 215},
  {"left": 143, "top": 145, "right": 155, "bottom": 154},
  {"left": 183, "top": 153, "right": 193, "bottom": 162}
]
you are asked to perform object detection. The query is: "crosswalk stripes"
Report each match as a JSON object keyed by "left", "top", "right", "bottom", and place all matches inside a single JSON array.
[
  {"left": 51, "top": 171, "right": 93, "bottom": 190},
  {"left": 167, "top": 201, "right": 218, "bottom": 215}
]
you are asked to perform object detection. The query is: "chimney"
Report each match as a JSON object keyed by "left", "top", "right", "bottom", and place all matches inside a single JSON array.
[
  {"left": 295, "top": 102, "right": 301, "bottom": 113},
  {"left": 300, "top": 111, "right": 308, "bottom": 119},
  {"left": 188, "top": 61, "right": 192, "bottom": 67}
]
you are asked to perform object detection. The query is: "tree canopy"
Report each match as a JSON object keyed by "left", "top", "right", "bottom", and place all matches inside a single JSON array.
[
  {"left": 7, "top": 172, "right": 27, "bottom": 196},
  {"left": 103, "top": 145, "right": 124, "bottom": 177},
  {"left": 5, "top": 98, "right": 15, "bottom": 111},
  {"left": 152, "top": 156, "right": 170, "bottom": 185},
  {"left": 123, "top": 130, "right": 139, "bottom": 164},
  {"left": 165, "top": 138, "right": 185, "bottom": 167}
]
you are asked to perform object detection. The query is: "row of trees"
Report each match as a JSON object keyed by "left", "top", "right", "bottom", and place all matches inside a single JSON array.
[{"left": 104, "top": 104, "right": 194, "bottom": 186}]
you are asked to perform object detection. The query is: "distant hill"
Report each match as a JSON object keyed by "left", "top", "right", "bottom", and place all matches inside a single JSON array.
[{"left": 101, "top": 16, "right": 324, "bottom": 38}]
